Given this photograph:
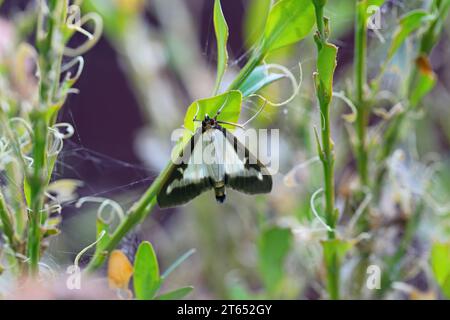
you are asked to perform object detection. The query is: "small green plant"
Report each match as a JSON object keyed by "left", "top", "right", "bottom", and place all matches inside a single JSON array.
[{"left": 106, "top": 241, "right": 194, "bottom": 300}]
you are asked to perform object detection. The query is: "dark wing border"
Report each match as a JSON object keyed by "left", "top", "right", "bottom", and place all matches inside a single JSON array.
[
  {"left": 157, "top": 129, "right": 212, "bottom": 208},
  {"left": 221, "top": 127, "right": 272, "bottom": 194}
]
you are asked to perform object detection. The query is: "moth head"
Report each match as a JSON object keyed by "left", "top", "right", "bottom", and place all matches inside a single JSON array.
[{"left": 202, "top": 114, "right": 217, "bottom": 128}]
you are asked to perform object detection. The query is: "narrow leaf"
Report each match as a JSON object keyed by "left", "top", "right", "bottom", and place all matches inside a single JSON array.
[
  {"left": 316, "top": 42, "right": 338, "bottom": 105},
  {"left": 155, "top": 286, "right": 194, "bottom": 300},
  {"left": 387, "top": 10, "right": 432, "bottom": 61},
  {"left": 430, "top": 241, "right": 450, "bottom": 298},
  {"left": 133, "top": 241, "right": 160, "bottom": 300},
  {"left": 239, "top": 65, "right": 286, "bottom": 98},
  {"left": 213, "top": 0, "right": 229, "bottom": 94},
  {"left": 410, "top": 55, "right": 436, "bottom": 108},
  {"left": 258, "top": 226, "right": 293, "bottom": 293}
]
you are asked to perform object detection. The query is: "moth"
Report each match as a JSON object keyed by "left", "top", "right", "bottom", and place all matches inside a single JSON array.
[{"left": 157, "top": 104, "right": 272, "bottom": 208}]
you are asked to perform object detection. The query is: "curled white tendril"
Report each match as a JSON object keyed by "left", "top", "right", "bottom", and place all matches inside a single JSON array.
[
  {"left": 26, "top": 203, "right": 62, "bottom": 215},
  {"left": 61, "top": 56, "right": 85, "bottom": 85},
  {"left": 76, "top": 197, "right": 125, "bottom": 225},
  {"left": 0, "top": 138, "right": 13, "bottom": 169},
  {"left": 373, "top": 102, "right": 404, "bottom": 120},
  {"left": 64, "top": 4, "right": 103, "bottom": 57},
  {"left": 421, "top": 161, "right": 450, "bottom": 215},
  {"left": 310, "top": 188, "right": 334, "bottom": 233},
  {"left": 8, "top": 117, "right": 34, "bottom": 167},
  {"left": 332, "top": 91, "right": 357, "bottom": 123},
  {"left": 47, "top": 123, "right": 74, "bottom": 157},
  {"left": 0, "top": 250, "right": 54, "bottom": 277},
  {"left": 249, "top": 62, "right": 303, "bottom": 107},
  {"left": 74, "top": 230, "right": 106, "bottom": 269}
]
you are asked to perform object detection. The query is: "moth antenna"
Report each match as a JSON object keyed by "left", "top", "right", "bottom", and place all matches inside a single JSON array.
[
  {"left": 193, "top": 102, "right": 200, "bottom": 122},
  {"left": 214, "top": 94, "right": 230, "bottom": 119},
  {"left": 242, "top": 100, "right": 267, "bottom": 127}
]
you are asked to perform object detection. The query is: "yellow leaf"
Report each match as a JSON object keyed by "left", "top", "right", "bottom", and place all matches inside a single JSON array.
[{"left": 108, "top": 250, "right": 133, "bottom": 290}]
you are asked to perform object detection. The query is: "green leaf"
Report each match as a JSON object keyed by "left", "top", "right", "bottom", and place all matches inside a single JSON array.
[
  {"left": 263, "top": 0, "right": 315, "bottom": 53},
  {"left": 213, "top": 0, "right": 229, "bottom": 94},
  {"left": 239, "top": 65, "right": 286, "bottom": 98},
  {"left": 244, "top": 0, "right": 272, "bottom": 48},
  {"left": 133, "top": 241, "right": 160, "bottom": 300},
  {"left": 184, "top": 90, "right": 242, "bottom": 133},
  {"left": 321, "top": 239, "right": 352, "bottom": 272},
  {"left": 387, "top": 10, "right": 432, "bottom": 61},
  {"left": 316, "top": 42, "right": 338, "bottom": 105},
  {"left": 155, "top": 286, "right": 194, "bottom": 300},
  {"left": 410, "top": 55, "right": 436, "bottom": 108},
  {"left": 258, "top": 226, "right": 293, "bottom": 293},
  {"left": 367, "top": 0, "right": 385, "bottom": 8},
  {"left": 431, "top": 241, "right": 450, "bottom": 298}
]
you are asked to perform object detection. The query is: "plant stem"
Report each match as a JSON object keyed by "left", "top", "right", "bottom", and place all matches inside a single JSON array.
[
  {"left": 26, "top": 113, "right": 48, "bottom": 275},
  {"left": 312, "top": 0, "right": 339, "bottom": 300},
  {"left": 26, "top": 0, "right": 66, "bottom": 276},
  {"left": 354, "top": 0, "right": 369, "bottom": 188},
  {"left": 0, "top": 190, "right": 17, "bottom": 249},
  {"left": 228, "top": 51, "right": 265, "bottom": 91},
  {"left": 84, "top": 161, "right": 174, "bottom": 273}
]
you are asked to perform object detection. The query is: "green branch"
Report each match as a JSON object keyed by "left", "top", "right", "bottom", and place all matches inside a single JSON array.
[{"left": 312, "top": 0, "right": 340, "bottom": 300}]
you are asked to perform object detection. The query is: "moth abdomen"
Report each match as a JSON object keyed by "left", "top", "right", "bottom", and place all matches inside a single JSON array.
[{"left": 214, "top": 181, "right": 226, "bottom": 203}]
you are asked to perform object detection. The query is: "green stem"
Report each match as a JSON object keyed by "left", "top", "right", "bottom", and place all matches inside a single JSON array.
[
  {"left": 228, "top": 50, "right": 265, "bottom": 91},
  {"left": 313, "top": 0, "right": 339, "bottom": 300},
  {"left": 26, "top": 113, "right": 48, "bottom": 275},
  {"left": 0, "top": 190, "right": 17, "bottom": 249},
  {"left": 377, "top": 202, "right": 423, "bottom": 297},
  {"left": 25, "top": 0, "right": 66, "bottom": 276},
  {"left": 84, "top": 162, "right": 174, "bottom": 273},
  {"left": 354, "top": 1, "right": 369, "bottom": 188}
]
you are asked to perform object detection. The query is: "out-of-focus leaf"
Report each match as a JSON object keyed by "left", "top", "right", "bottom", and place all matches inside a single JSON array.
[
  {"left": 367, "top": 0, "right": 385, "bottom": 8},
  {"left": 161, "top": 248, "right": 196, "bottom": 279},
  {"left": 133, "top": 241, "right": 160, "bottom": 300},
  {"left": 316, "top": 43, "right": 338, "bottom": 105},
  {"left": 410, "top": 55, "right": 436, "bottom": 108},
  {"left": 227, "top": 283, "right": 254, "bottom": 300},
  {"left": 387, "top": 10, "right": 432, "bottom": 61},
  {"left": 263, "top": 0, "right": 315, "bottom": 53},
  {"left": 107, "top": 250, "right": 133, "bottom": 290},
  {"left": 431, "top": 241, "right": 450, "bottom": 298},
  {"left": 239, "top": 65, "right": 285, "bottom": 98},
  {"left": 213, "top": 0, "right": 229, "bottom": 94},
  {"left": 155, "top": 286, "right": 194, "bottom": 300},
  {"left": 420, "top": 0, "right": 450, "bottom": 54},
  {"left": 244, "top": 0, "right": 272, "bottom": 48},
  {"left": 258, "top": 226, "right": 293, "bottom": 293},
  {"left": 321, "top": 239, "right": 352, "bottom": 272},
  {"left": 184, "top": 91, "right": 242, "bottom": 133}
]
